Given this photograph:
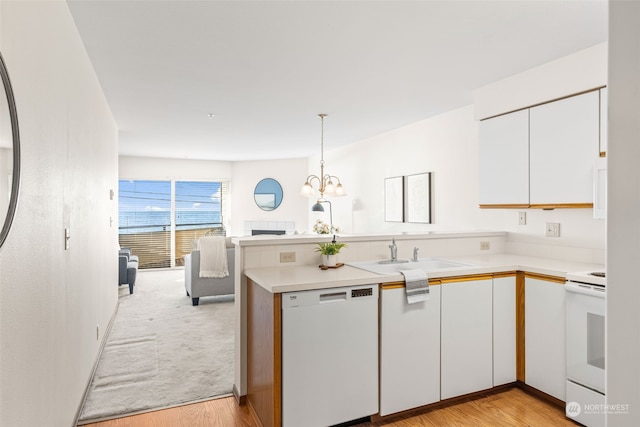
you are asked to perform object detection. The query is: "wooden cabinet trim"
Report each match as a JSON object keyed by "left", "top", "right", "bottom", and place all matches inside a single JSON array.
[
  {"left": 439, "top": 274, "right": 494, "bottom": 284},
  {"left": 516, "top": 272, "right": 526, "bottom": 382},
  {"left": 381, "top": 280, "right": 441, "bottom": 290},
  {"left": 493, "top": 271, "right": 517, "bottom": 279},
  {"left": 523, "top": 272, "right": 566, "bottom": 284},
  {"left": 480, "top": 204, "right": 530, "bottom": 209},
  {"left": 382, "top": 272, "right": 516, "bottom": 289},
  {"left": 481, "top": 203, "right": 594, "bottom": 209},
  {"left": 246, "top": 279, "right": 282, "bottom": 427},
  {"left": 381, "top": 282, "right": 405, "bottom": 290},
  {"left": 529, "top": 203, "right": 593, "bottom": 209},
  {"left": 480, "top": 86, "right": 606, "bottom": 121}
]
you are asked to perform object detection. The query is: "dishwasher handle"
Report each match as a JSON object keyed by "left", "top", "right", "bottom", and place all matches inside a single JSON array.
[{"left": 319, "top": 291, "right": 347, "bottom": 303}]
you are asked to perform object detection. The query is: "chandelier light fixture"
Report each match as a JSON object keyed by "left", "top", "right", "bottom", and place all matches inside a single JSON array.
[{"left": 300, "top": 114, "right": 346, "bottom": 213}]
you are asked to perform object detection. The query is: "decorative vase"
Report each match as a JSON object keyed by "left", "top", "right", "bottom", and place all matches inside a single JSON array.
[{"left": 324, "top": 254, "right": 337, "bottom": 267}]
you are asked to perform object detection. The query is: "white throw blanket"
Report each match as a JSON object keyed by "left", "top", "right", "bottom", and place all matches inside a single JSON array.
[{"left": 198, "top": 236, "right": 229, "bottom": 278}]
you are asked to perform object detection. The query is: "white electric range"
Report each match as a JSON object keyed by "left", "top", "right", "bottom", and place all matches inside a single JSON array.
[{"left": 565, "top": 270, "right": 606, "bottom": 427}]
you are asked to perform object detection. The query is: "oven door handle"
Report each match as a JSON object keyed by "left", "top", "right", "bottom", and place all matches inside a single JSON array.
[{"left": 565, "top": 282, "right": 606, "bottom": 298}]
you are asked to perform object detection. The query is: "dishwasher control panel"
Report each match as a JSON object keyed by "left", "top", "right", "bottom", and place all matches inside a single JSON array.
[
  {"left": 352, "top": 288, "right": 373, "bottom": 298},
  {"left": 282, "top": 284, "right": 378, "bottom": 309}
]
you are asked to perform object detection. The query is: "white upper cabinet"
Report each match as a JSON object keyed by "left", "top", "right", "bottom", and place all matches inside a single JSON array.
[
  {"left": 479, "top": 89, "right": 602, "bottom": 208},
  {"left": 529, "top": 91, "right": 600, "bottom": 205},
  {"left": 479, "top": 110, "right": 529, "bottom": 206}
]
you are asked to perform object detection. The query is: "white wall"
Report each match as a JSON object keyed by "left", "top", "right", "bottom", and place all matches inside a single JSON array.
[
  {"left": 230, "top": 158, "right": 309, "bottom": 236},
  {"left": 474, "top": 42, "right": 607, "bottom": 120},
  {"left": 320, "top": 105, "right": 504, "bottom": 235},
  {"left": 315, "top": 44, "right": 607, "bottom": 265},
  {"left": 607, "top": 1, "right": 640, "bottom": 424},
  {"left": 119, "top": 155, "right": 232, "bottom": 181},
  {"left": 0, "top": 1, "right": 119, "bottom": 426}
]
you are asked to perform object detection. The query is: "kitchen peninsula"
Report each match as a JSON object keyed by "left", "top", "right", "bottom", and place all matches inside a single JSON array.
[{"left": 232, "top": 232, "right": 604, "bottom": 427}]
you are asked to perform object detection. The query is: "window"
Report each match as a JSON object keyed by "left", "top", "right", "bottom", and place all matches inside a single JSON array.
[
  {"left": 118, "top": 180, "right": 229, "bottom": 269},
  {"left": 118, "top": 180, "right": 171, "bottom": 269},
  {"left": 174, "top": 181, "right": 227, "bottom": 265}
]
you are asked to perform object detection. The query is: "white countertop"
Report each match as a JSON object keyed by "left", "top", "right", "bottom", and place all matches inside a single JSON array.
[
  {"left": 232, "top": 230, "right": 506, "bottom": 247},
  {"left": 244, "top": 253, "right": 605, "bottom": 293}
]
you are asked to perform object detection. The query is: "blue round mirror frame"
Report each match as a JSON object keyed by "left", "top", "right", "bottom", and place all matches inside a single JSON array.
[{"left": 254, "top": 178, "right": 283, "bottom": 211}]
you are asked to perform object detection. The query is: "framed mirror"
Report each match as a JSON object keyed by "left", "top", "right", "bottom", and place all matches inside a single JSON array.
[
  {"left": 0, "top": 51, "right": 20, "bottom": 248},
  {"left": 254, "top": 178, "right": 283, "bottom": 211}
]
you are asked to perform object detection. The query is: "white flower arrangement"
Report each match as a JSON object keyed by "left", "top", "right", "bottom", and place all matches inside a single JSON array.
[{"left": 313, "top": 219, "right": 339, "bottom": 234}]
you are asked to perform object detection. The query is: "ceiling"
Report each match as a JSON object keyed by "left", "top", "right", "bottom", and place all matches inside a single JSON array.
[{"left": 67, "top": 0, "right": 608, "bottom": 162}]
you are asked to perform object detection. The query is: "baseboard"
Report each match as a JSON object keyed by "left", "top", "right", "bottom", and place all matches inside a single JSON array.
[
  {"left": 233, "top": 383, "right": 247, "bottom": 405},
  {"left": 247, "top": 399, "right": 264, "bottom": 427},
  {"left": 516, "top": 380, "right": 565, "bottom": 408},
  {"left": 72, "top": 299, "right": 120, "bottom": 427},
  {"left": 370, "top": 383, "right": 517, "bottom": 424}
]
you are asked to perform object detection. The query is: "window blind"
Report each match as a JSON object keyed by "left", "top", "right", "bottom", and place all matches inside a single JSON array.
[
  {"left": 118, "top": 180, "right": 171, "bottom": 269},
  {"left": 174, "top": 181, "right": 227, "bottom": 265},
  {"left": 118, "top": 179, "right": 230, "bottom": 269}
]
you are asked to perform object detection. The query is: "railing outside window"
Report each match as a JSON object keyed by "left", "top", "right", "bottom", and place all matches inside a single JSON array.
[{"left": 118, "top": 180, "right": 228, "bottom": 269}]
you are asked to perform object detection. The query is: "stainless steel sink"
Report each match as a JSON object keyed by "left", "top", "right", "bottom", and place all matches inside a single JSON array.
[{"left": 347, "top": 257, "right": 470, "bottom": 275}]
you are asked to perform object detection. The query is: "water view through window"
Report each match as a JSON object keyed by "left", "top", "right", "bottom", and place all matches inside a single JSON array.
[{"left": 118, "top": 180, "right": 225, "bottom": 268}]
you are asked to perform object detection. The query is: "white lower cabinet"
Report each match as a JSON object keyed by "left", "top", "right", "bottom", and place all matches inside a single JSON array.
[
  {"left": 380, "top": 285, "right": 441, "bottom": 416},
  {"left": 525, "top": 276, "right": 566, "bottom": 401},
  {"left": 441, "top": 278, "right": 493, "bottom": 399},
  {"left": 493, "top": 275, "right": 517, "bottom": 386}
]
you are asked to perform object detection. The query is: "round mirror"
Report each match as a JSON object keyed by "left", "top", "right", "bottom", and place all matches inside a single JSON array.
[
  {"left": 254, "top": 178, "right": 283, "bottom": 211},
  {"left": 0, "top": 51, "right": 20, "bottom": 248}
]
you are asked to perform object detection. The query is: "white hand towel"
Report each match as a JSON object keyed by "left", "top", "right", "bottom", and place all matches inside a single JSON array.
[
  {"left": 400, "top": 269, "right": 429, "bottom": 304},
  {"left": 198, "top": 236, "right": 229, "bottom": 278}
]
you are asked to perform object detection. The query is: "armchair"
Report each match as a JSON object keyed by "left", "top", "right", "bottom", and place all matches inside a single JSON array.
[
  {"left": 119, "top": 248, "right": 138, "bottom": 294},
  {"left": 184, "top": 247, "right": 235, "bottom": 306}
]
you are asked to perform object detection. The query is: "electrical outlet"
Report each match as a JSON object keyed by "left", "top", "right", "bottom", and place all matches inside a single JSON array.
[
  {"left": 480, "top": 241, "right": 490, "bottom": 250},
  {"left": 280, "top": 252, "right": 296, "bottom": 263},
  {"left": 518, "top": 211, "right": 527, "bottom": 225},
  {"left": 545, "top": 222, "right": 560, "bottom": 237}
]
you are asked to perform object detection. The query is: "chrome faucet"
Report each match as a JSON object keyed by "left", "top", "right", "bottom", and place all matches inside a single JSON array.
[
  {"left": 412, "top": 247, "right": 419, "bottom": 262},
  {"left": 389, "top": 238, "right": 398, "bottom": 261}
]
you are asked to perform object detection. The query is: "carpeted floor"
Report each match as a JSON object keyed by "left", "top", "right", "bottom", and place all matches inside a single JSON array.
[{"left": 78, "top": 269, "right": 234, "bottom": 424}]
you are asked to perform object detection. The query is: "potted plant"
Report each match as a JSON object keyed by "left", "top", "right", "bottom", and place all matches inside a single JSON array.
[{"left": 315, "top": 241, "right": 347, "bottom": 267}]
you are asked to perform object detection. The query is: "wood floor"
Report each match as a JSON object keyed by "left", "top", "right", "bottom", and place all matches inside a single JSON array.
[{"left": 81, "top": 387, "right": 577, "bottom": 427}]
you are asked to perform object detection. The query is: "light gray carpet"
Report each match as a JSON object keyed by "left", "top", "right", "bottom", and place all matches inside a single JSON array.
[{"left": 78, "top": 269, "right": 234, "bottom": 424}]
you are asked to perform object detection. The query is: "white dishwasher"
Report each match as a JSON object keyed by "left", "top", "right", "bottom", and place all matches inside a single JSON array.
[{"left": 282, "top": 284, "right": 379, "bottom": 427}]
